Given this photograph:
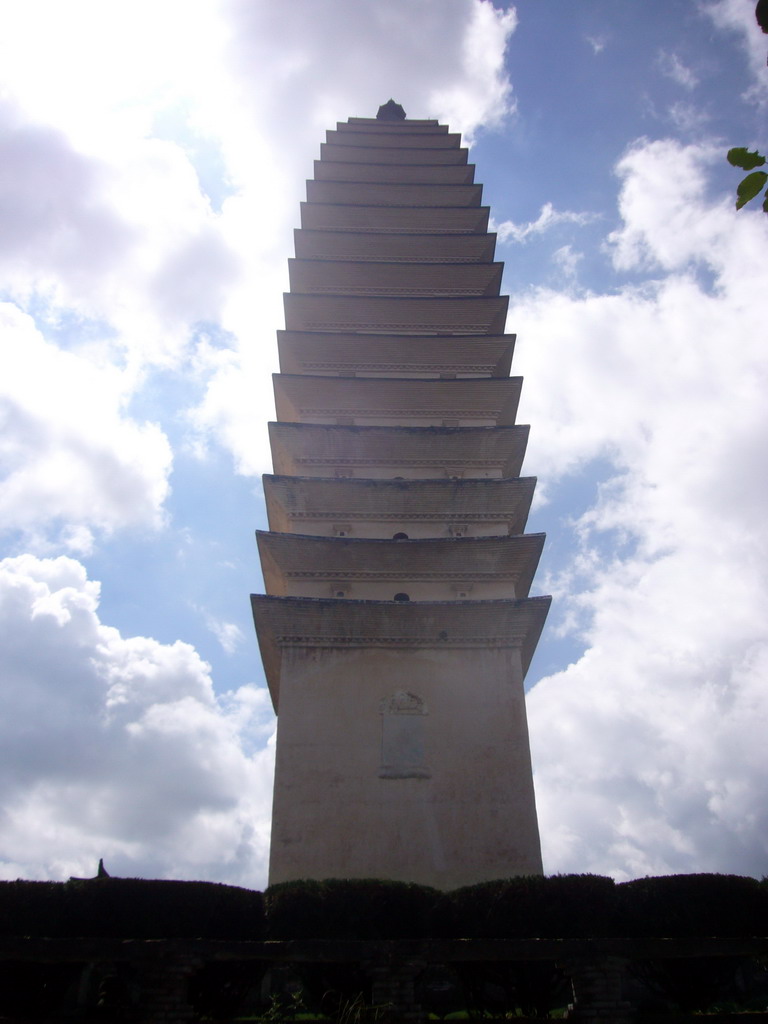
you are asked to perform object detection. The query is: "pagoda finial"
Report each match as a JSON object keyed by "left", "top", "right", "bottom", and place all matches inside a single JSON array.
[{"left": 377, "top": 99, "right": 406, "bottom": 121}]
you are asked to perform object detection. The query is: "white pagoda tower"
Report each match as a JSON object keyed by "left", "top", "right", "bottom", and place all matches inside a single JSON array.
[{"left": 252, "top": 101, "right": 549, "bottom": 890}]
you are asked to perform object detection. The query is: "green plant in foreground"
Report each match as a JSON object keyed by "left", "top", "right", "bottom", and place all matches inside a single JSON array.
[
  {"left": 727, "top": 147, "right": 768, "bottom": 211},
  {"left": 334, "top": 992, "right": 392, "bottom": 1024},
  {"left": 261, "top": 991, "right": 305, "bottom": 1023}
]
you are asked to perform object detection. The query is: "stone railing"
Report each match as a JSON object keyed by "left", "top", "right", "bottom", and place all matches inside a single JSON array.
[{"left": 1, "top": 934, "right": 767, "bottom": 1022}]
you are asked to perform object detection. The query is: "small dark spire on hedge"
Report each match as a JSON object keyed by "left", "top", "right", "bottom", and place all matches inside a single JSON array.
[{"left": 69, "top": 858, "right": 110, "bottom": 882}]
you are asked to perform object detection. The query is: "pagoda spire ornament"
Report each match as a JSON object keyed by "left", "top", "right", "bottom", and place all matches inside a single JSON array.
[{"left": 376, "top": 98, "right": 406, "bottom": 120}]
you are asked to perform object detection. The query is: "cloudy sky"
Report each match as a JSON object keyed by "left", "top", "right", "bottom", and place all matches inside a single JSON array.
[{"left": 1, "top": 0, "right": 767, "bottom": 887}]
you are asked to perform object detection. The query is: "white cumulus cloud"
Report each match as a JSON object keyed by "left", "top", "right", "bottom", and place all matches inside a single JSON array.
[
  {"left": 657, "top": 51, "right": 699, "bottom": 90},
  {"left": 514, "top": 137, "right": 768, "bottom": 878},
  {"left": 494, "top": 202, "right": 598, "bottom": 245},
  {"left": 0, "top": 305, "right": 172, "bottom": 554},
  {"left": 704, "top": 0, "right": 768, "bottom": 102},
  {"left": 0, "top": 554, "right": 274, "bottom": 884}
]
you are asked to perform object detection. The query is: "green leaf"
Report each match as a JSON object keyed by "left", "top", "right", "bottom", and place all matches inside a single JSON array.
[
  {"left": 763, "top": 192, "right": 768, "bottom": 214},
  {"left": 735, "top": 171, "right": 768, "bottom": 209},
  {"left": 727, "top": 147, "right": 766, "bottom": 170}
]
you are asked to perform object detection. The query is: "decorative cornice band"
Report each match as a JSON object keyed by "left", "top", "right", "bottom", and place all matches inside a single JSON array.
[
  {"left": 285, "top": 510, "right": 519, "bottom": 521},
  {"left": 295, "top": 458, "right": 503, "bottom": 467},
  {"left": 306, "top": 227, "right": 478, "bottom": 235},
  {"left": 300, "top": 408, "right": 502, "bottom": 417},
  {"left": 309, "top": 255, "right": 485, "bottom": 263},
  {"left": 284, "top": 570, "right": 516, "bottom": 580},
  {"left": 275, "top": 634, "right": 524, "bottom": 649},
  {"left": 299, "top": 363, "right": 497, "bottom": 372},
  {"left": 302, "top": 321, "right": 494, "bottom": 331},
  {"left": 303, "top": 287, "right": 490, "bottom": 297}
]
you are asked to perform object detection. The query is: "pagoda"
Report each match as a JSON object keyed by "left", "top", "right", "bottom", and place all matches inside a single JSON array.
[{"left": 252, "top": 101, "right": 550, "bottom": 890}]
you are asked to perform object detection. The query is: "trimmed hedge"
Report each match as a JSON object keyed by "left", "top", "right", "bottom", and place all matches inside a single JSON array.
[
  {"left": 0, "top": 878, "right": 265, "bottom": 940},
  {"left": 450, "top": 874, "right": 618, "bottom": 938},
  {"left": 616, "top": 873, "right": 768, "bottom": 937},
  {"left": 264, "top": 877, "right": 444, "bottom": 940},
  {"left": 1, "top": 872, "right": 767, "bottom": 941}
]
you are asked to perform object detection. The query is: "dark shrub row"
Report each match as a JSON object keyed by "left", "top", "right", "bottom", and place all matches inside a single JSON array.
[
  {"left": 451, "top": 872, "right": 617, "bottom": 938},
  {"left": 264, "top": 877, "right": 442, "bottom": 939},
  {"left": 1, "top": 873, "right": 767, "bottom": 940},
  {"left": 617, "top": 872, "right": 767, "bottom": 937},
  {"left": 0, "top": 878, "right": 265, "bottom": 940}
]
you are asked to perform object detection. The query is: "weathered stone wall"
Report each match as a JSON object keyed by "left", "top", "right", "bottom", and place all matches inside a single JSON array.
[{"left": 270, "top": 642, "right": 542, "bottom": 888}]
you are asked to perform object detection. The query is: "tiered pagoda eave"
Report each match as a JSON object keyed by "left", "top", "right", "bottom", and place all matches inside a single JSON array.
[{"left": 252, "top": 105, "right": 549, "bottom": 889}]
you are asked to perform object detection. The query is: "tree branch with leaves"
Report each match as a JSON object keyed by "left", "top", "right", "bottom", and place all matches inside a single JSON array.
[
  {"left": 727, "top": 148, "right": 767, "bottom": 211},
  {"left": 725, "top": 3, "right": 767, "bottom": 212}
]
